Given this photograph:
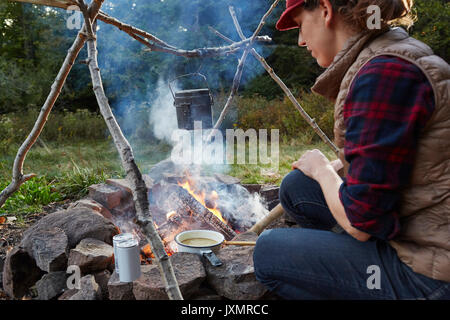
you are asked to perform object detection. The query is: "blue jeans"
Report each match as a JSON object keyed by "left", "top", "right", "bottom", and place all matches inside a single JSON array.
[{"left": 253, "top": 170, "right": 450, "bottom": 300}]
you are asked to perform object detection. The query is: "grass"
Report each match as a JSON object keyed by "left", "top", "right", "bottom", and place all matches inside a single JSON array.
[
  {"left": 0, "top": 136, "right": 337, "bottom": 217},
  {"left": 227, "top": 136, "right": 337, "bottom": 185}
]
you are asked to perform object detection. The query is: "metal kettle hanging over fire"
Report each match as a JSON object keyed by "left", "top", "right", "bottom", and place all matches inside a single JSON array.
[{"left": 169, "top": 73, "right": 213, "bottom": 130}]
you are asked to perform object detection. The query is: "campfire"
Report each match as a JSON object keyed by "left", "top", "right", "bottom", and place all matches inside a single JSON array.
[
  {"left": 112, "top": 166, "right": 268, "bottom": 265},
  {"left": 1, "top": 159, "right": 280, "bottom": 300}
]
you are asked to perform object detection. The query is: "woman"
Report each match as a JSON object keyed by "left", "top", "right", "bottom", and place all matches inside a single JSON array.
[{"left": 253, "top": 0, "right": 450, "bottom": 299}]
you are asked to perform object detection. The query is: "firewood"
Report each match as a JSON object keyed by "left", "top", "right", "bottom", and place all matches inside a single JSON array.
[{"left": 165, "top": 185, "right": 237, "bottom": 241}]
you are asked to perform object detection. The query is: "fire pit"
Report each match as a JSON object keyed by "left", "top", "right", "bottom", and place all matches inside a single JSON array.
[
  {"left": 2, "top": 159, "right": 284, "bottom": 300},
  {"left": 107, "top": 160, "right": 270, "bottom": 264}
]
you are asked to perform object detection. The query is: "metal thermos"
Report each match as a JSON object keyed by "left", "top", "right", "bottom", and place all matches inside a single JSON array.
[{"left": 113, "top": 233, "right": 141, "bottom": 282}]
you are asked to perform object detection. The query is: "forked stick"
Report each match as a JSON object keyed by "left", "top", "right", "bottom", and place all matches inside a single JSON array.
[{"left": 248, "top": 203, "right": 285, "bottom": 235}]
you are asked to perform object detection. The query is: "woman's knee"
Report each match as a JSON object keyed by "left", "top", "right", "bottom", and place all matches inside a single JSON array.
[
  {"left": 253, "top": 230, "right": 280, "bottom": 286},
  {"left": 253, "top": 229, "right": 272, "bottom": 267},
  {"left": 279, "top": 170, "right": 312, "bottom": 212}
]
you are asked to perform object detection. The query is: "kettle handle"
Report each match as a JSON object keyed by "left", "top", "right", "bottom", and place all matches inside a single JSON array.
[{"left": 168, "top": 73, "right": 211, "bottom": 100}]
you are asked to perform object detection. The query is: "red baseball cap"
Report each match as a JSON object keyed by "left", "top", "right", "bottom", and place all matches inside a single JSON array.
[{"left": 276, "top": 0, "right": 305, "bottom": 31}]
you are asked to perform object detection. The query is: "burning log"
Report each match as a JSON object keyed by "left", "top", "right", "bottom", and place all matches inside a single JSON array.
[{"left": 165, "top": 185, "right": 237, "bottom": 241}]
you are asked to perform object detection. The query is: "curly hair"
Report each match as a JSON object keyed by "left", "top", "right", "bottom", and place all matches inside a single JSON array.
[{"left": 302, "top": 0, "right": 415, "bottom": 31}]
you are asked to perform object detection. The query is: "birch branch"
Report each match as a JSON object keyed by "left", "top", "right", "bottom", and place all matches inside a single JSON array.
[
  {"left": 77, "top": 0, "right": 183, "bottom": 300},
  {"left": 212, "top": 0, "right": 281, "bottom": 132},
  {"left": 97, "top": 11, "right": 177, "bottom": 49},
  {"left": 220, "top": 10, "right": 340, "bottom": 156},
  {"left": 96, "top": 11, "right": 272, "bottom": 58},
  {"left": 0, "top": 0, "right": 103, "bottom": 207}
]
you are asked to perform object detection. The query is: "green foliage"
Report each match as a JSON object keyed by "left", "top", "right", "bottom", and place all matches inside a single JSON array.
[
  {"left": 0, "top": 109, "right": 108, "bottom": 148},
  {"left": 0, "top": 2, "right": 88, "bottom": 114},
  {"left": 236, "top": 90, "right": 335, "bottom": 143},
  {"left": 0, "top": 176, "right": 63, "bottom": 217},
  {"left": 244, "top": 0, "right": 450, "bottom": 98},
  {"left": 54, "top": 161, "right": 110, "bottom": 200},
  {"left": 0, "top": 0, "right": 448, "bottom": 112},
  {"left": 0, "top": 163, "right": 110, "bottom": 216},
  {"left": 243, "top": 47, "right": 323, "bottom": 100},
  {"left": 411, "top": 0, "right": 449, "bottom": 62}
]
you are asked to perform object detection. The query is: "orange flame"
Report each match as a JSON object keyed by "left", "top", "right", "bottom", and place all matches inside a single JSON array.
[
  {"left": 177, "top": 180, "right": 227, "bottom": 224},
  {"left": 141, "top": 243, "right": 173, "bottom": 263}
]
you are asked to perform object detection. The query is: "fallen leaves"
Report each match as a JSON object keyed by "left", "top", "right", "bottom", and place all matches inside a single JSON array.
[{"left": 0, "top": 216, "right": 17, "bottom": 227}]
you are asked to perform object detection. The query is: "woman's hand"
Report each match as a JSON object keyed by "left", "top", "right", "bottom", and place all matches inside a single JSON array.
[
  {"left": 330, "top": 159, "right": 343, "bottom": 172},
  {"left": 291, "top": 149, "right": 333, "bottom": 181}
]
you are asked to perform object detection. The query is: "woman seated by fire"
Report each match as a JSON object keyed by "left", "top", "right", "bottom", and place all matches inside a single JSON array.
[{"left": 253, "top": 0, "right": 450, "bottom": 299}]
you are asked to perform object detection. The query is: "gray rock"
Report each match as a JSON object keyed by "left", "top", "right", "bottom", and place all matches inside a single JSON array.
[
  {"left": 93, "top": 269, "right": 111, "bottom": 300},
  {"left": 21, "top": 207, "right": 118, "bottom": 249},
  {"left": 2, "top": 247, "right": 44, "bottom": 299},
  {"left": 22, "top": 227, "right": 68, "bottom": 272},
  {"left": 106, "top": 178, "right": 133, "bottom": 194},
  {"left": 214, "top": 173, "right": 241, "bottom": 185},
  {"left": 106, "top": 177, "right": 153, "bottom": 193},
  {"left": 0, "top": 256, "right": 4, "bottom": 290},
  {"left": 133, "top": 253, "right": 206, "bottom": 300},
  {"left": 58, "top": 288, "right": 78, "bottom": 300},
  {"left": 190, "top": 286, "right": 222, "bottom": 300},
  {"left": 88, "top": 184, "right": 125, "bottom": 210},
  {"left": 205, "top": 232, "right": 267, "bottom": 300},
  {"left": 147, "top": 159, "right": 176, "bottom": 182},
  {"left": 260, "top": 185, "right": 280, "bottom": 210},
  {"left": 108, "top": 271, "right": 135, "bottom": 300},
  {"left": 68, "top": 238, "right": 114, "bottom": 274},
  {"left": 241, "top": 184, "right": 263, "bottom": 194},
  {"left": 35, "top": 271, "right": 67, "bottom": 300},
  {"left": 260, "top": 185, "right": 279, "bottom": 202},
  {"left": 3, "top": 207, "right": 118, "bottom": 299},
  {"left": 68, "top": 199, "right": 113, "bottom": 221},
  {"left": 69, "top": 275, "right": 102, "bottom": 300}
]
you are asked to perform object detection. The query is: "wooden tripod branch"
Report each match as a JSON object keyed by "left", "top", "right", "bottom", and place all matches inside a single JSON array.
[
  {"left": 212, "top": 10, "right": 340, "bottom": 233},
  {"left": 212, "top": 0, "right": 282, "bottom": 132},
  {"left": 0, "top": 0, "right": 103, "bottom": 208},
  {"left": 77, "top": 0, "right": 183, "bottom": 300},
  {"left": 96, "top": 11, "right": 272, "bottom": 58},
  {"left": 214, "top": 9, "right": 340, "bottom": 156},
  {"left": 97, "top": 11, "right": 177, "bottom": 49}
]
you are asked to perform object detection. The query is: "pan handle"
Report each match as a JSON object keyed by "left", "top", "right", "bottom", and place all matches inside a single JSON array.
[{"left": 201, "top": 250, "right": 222, "bottom": 267}]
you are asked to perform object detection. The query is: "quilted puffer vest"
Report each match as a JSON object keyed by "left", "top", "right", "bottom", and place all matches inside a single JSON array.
[{"left": 312, "top": 27, "right": 450, "bottom": 282}]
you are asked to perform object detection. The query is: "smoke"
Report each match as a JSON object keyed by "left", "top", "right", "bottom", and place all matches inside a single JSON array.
[
  {"left": 89, "top": 0, "right": 279, "bottom": 176},
  {"left": 149, "top": 78, "right": 179, "bottom": 142},
  {"left": 95, "top": 0, "right": 276, "bottom": 131}
]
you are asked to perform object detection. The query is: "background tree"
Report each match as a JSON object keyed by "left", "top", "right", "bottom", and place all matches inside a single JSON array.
[{"left": 0, "top": 0, "right": 448, "bottom": 114}]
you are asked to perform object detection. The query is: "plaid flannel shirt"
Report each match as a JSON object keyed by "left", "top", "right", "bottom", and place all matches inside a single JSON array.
[{"left": 338, "top": 55, "right": 435, "bottom": 240}]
